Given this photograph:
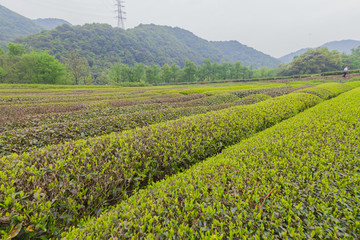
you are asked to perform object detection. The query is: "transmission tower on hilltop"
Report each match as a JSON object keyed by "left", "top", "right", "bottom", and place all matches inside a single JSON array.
[{"left": 115, "top": 0, "right": 126, "bottom": 29}]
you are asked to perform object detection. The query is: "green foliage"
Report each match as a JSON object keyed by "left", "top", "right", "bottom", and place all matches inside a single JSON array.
[
  {"left": 0, "top": 5, "right": 43, "bottom": 49},
  {"left": 0, "top": 91, "right": 322, "bottom": 238},
  {"left": 16, "top": 23, "right": 281, "bottom": 80},
  {"left": 182, "top": 60, "right": 198, "bottom": 82},
  {"left": 7, "top": 43, "right": 26, "bottom": 57},
  {"left": 279, "top": 48, "right": 342, "bottom": 76},
  {"left": 348, "top": 45, "right": 360, "bottom": 69},
  {"left": 232, "top": 86, "right": 305, "bottom": 98},
  {"left": 296, "top": 82, "right": 353, "bottom": 99},
  {"left": 0, "top": 67, "right": 5, "bottom": 79},
  {"left": 212, "top": 40, "right": 281, "bottom": 69},
  {"left": 62, "top": 51, "right": 89, "bottom": 85},
  {"left": 1, "top": 93, "right": 226, "bottom": 156},
  {"left": 63, "top": 87, "right": 360, "bottom": 239},
  {"left": 161, "top": 64, "right": 172, "bottom": 83},
  {"left": 0, "top": 48, "right": 66, "bottom": 84}
]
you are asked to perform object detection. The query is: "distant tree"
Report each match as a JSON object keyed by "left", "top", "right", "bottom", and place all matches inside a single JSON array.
[
  {"left": 145, "top": 65, "right": 160, "bottom": 84},
  {"left": 170, "top": 63, "right": 180, "bottom": 83},
  {"left": 161, "top": 64, "right": 172, "bottom": 83},
  {"left": 232, "top": 61, "right": 243, "bottom": 79},
  {"left": 253, "top": 67, "right": 277, "bottom": 78},
  {"left": 132, "top": 63, "right": 145, "bottom": 82},
  {"left": 19, "top": 51, "right": 66, "bottom": 84},
  {"left": 0, "top": 67, "right": 6, "bottom": 82},
  {"left": 63, "top": 51, "right": 89, "bottom": 85},
  {"left": 202, "top": 58, "right": 213, "bottom": 81},
  {"left": 218, "top": 62, "right": 232, "bottom": 80},
  {"left": 120, "top": 64, "right": 132, "bottom": 82},
  {"left": 182, "top": 60, "right": 197, "bottom": 82},
  {"left": 108, "top": 62, "right": 122, "bottom": 83},
  {"left": 348, "top": 46, "right": 360, "bottom": 69},
  {"left": 0, "top": 47, "right": 4, "bottom": 55},
  {"left": 7, "top": 43, "right": 26, "bottom": 57},
  {"left": 279, "top": 48, "right": 342, "bottom": 76}
]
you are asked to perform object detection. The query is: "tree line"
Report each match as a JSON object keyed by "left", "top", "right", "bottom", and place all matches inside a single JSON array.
[
  {"left": 1, "top": 43, "right": 360, "bottom": 85},
  {"left": 0, "top": 43, "right": 254, "bottom": 85}
]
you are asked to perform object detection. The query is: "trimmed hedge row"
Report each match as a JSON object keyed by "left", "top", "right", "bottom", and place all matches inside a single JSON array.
[
  {"left": 108, "top": 93, "right": 206, "bottom": 107},
  {"left": 0, "top": 93, "right": 197, "bottom": 121},
  {"left": 231, "top": 86, "right": 307, "bottom": 98},
  {"left": 0, "top": 94, "right": 271, "bottom": 157},
  {"left": 295, "top": 82, "right": 354, "bottom": 99},
  {"left": 63, "top": 87, "right": 360, "bottom": 239},
  {"left": 0, "top": 94, "right": 240, "bottom": 133},
  {"left": 0, "top": 92, "right": 322, "bottom": 238}
]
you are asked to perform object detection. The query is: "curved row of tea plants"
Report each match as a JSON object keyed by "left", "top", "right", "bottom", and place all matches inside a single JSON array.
[
  {"left": 0, "top": 92, "right": 321, "bottom": 238},
  {"left": 0, "top": 93, "right": 205, "bottom": 121},
  {"left": 295, "top": 82, "right": 354, "bottom": 99},
  {"left": 0, "top": 94, "right": 271, "bottom": 157},
  {"left": 0, "top": 94, "right": 240, "bottom": 133},
  {"left": 231, "top": 86, "right": 307, "bottom": 98},
  {"left": 63, "top": 87, "right": 360, "bottom": 240}
]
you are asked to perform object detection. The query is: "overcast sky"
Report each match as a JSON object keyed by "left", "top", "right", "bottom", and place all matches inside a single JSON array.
[{"left": 1, "top": 0, "right": 360, "bottom": 58}]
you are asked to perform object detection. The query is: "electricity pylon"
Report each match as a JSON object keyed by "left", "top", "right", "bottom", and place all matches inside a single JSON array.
[{"left": 115, "top": 0, "right": 126, "bottom": 29}]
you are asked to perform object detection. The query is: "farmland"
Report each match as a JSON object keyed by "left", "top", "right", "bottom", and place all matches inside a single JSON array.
[{"left": 0, "top": 78, "right": 359, "bottom": 239}]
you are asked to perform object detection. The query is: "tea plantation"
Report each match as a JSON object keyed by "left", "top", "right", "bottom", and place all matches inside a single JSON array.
[{"left": 0, "top": 79, "right": 359, "bottom": 239}]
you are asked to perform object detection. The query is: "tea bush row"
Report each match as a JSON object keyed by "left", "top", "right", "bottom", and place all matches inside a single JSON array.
[
  {"left": 63, "top": 87, "right": 360, "bottom": 240},
  {"left": 0, "top": 94, "right": 271, "bottom": 157},
  {"left": 295, "top": 82, "right": 354, "bottom": 99},
  {"left": 0, "top": 92, "right": 321, "bottom": 238},
  {"left": 0, "top": 94, "right": 240, "bottom": 133},
  {"left": 0, "top": 93, "right": 204, "bottom": 130},
  {"left": 231, "top": 86, "right": 306, "bottom": 98}
]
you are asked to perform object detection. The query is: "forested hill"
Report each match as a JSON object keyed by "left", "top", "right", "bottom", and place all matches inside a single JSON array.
[
  {"left": 212, "top": 40, "right": 281, "bottom": 68},
  {"left": 279, "top": 40, "right": 360, "bottom": 63},
  {"left": 17, "top": 23, "right": 280, "bottom": 69},
  {"left": 33, "top": 18, "right": 72, "bottom": 30},
  {"left": 0, "top": 5, "right": 43, "bottom": 49}
]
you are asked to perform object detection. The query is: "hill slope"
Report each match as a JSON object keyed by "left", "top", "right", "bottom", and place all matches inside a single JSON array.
[
  {"left": 18, "top": 23, "right": 280, "bottom": 69},
  {"left": 212, "top": 40, "right": 281, "bottom": 68},
  {"left": 33, "top": 18, "right": 72, "bottom": 30},
  {"left": 279, "top": 40, "right": 360, "bottom": 63},
  {"left": 321, "top": 40, "right": 360, "bottom": 54},
  {"left": 0, "top": 5, "right": 44, "bottom": 49}
]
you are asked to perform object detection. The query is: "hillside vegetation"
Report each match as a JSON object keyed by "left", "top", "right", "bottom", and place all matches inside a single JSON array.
[
  {"left": 0, "top": 5, "right": 43, "bottom": 49},
  {"left": 17, "top": 23, "right": 280, "bottom": 69},
  {"left": 279, "top": 40, "right": 360, "bottom": 63},
  {"left": 212, "top": 40, "right": 280, "bottom": 68}
]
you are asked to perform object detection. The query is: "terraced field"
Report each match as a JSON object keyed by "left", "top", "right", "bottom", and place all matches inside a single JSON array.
[{"left": 0, "top": 79, "right": 359, "bottom": 239}]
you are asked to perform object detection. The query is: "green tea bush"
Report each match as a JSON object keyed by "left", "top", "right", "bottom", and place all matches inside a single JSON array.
[
  {"left": 109, "top": 93, "right": 205, "bottom": 107},
  {"left": 231, "top": 86, "right": 305, "bottom": 98},
  {"left": 296, "top": 82, "right": 353, "bottom": 99},
  {"left": 63, "top": 87, "right": 360, "bottom": 239},
  {"left": 0, "top": 94, "right": 240, "bottom": 133},
  {"left": 0, "top": 94, "right": 269, "bottom": 157},
  {"left": 0, "top": 92, "right": 321, "bottom": 238},
  {"left": 345, "top": 80, "right": 360, "bottom": 88}
]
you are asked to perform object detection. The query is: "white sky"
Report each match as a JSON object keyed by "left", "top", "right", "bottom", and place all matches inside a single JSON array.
[{"left": 1, "top": 0, "right": 360, "bottom": 58}]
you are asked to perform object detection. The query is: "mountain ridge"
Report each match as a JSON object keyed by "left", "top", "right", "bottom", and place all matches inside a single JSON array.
[
  {"left": 33, "top": 18, "right": 72, "bottom": 30},
  {"left": 17, "top": 23, "right": 281, "bottom": 69},
  {"left": 0, "top": 4, "right": 43, "bottom": 49},
  {"left": 279, "top": 40, "right": 360, "bottom": 63}
]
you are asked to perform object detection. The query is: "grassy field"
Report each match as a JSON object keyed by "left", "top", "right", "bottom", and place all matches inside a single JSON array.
[{"left": 0, "top": 77, "right": 359, "bottom": 239}]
